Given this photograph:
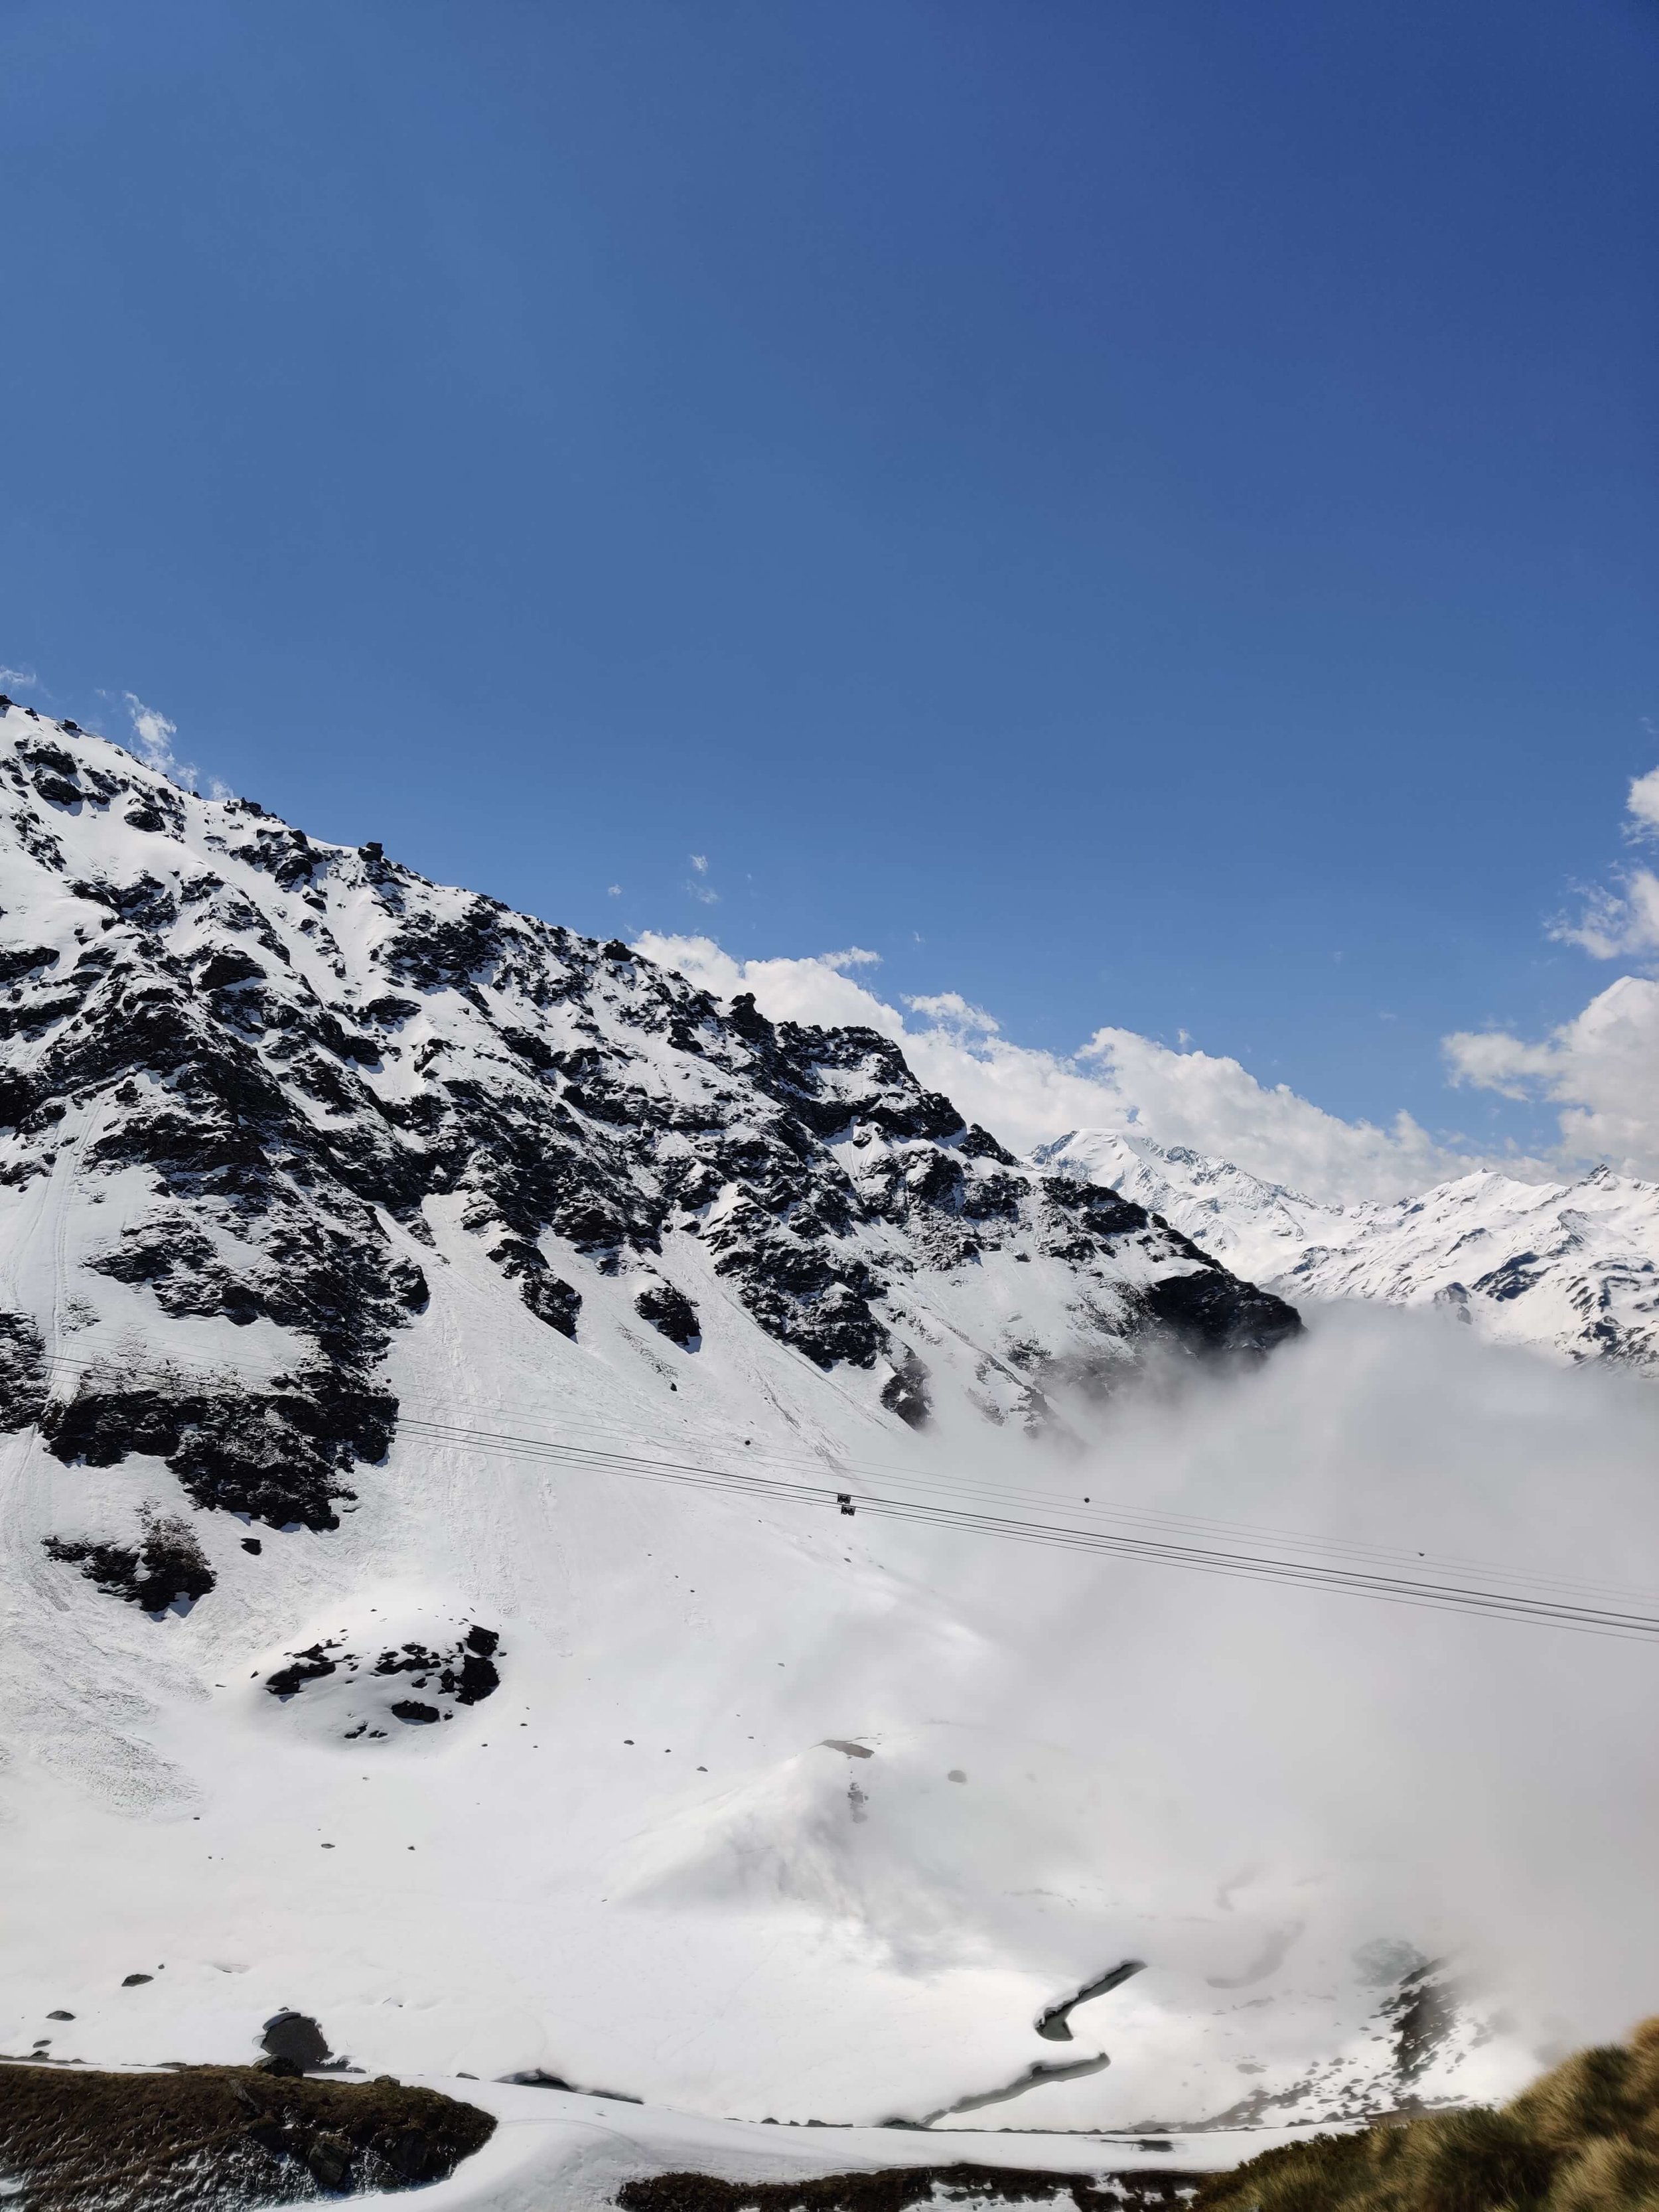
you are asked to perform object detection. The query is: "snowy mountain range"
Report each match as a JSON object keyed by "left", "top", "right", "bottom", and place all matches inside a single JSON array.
[
  {"left": 0, "top": 704, "right": 1606, "bottom": 2162},
  {"left": 1036, "top": 1130, "right": 1659, "bottom": 1374}
]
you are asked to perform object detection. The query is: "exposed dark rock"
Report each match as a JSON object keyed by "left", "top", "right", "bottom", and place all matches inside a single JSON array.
[
  {"left": 373, "top": 1627, "right": 501, "bottom": 1705},
  {"left": 44, "top": 1509, "right": 215, "bottom": 1613},
  {"left": 42, "top": 1363, "right": 391, "bottom": 1530},
  {"left": 266, "top": 1643, "right": 342, "bottom": 1698},
  {"left": 636, "top": 1280, "right": 699, "bottom": 1347},
  {"left": 881, "top": 1349, "right": 932, "bottom": 1430},
  {"left": 266, "top": 1625, "right": 501, "bottom": 1718},
  {"left": 1137, "top": 1268, "right": 1301, "bottom": 1357},
  {"left": 261, "top": 2012, "right": 332, "bottom": 2069},
  {"left": 0, "top": 943, "right": 58, "bottom": 985},
  {"left": 521, "top": 1269, "right": 582, "bottom": 1336},
  {"left": 0, "top": 1307, "right": 46, "bottom": 1430}
]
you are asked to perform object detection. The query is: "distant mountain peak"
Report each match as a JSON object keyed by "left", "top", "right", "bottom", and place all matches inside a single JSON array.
[{"left": 1038, "top": 1128, "right": 1659, "bottom": 1372}]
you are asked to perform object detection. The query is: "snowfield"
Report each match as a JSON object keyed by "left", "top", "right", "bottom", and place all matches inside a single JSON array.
[{"left": 2, "top": 707, "right": 1658, "bottom": 2189}]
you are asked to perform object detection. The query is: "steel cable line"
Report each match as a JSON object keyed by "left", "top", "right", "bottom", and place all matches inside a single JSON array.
[
  {"left": 30, "top": 1342, "right": 1655, "bottom": 1611},
  {"left": 392, "top": 1412, "right": 1659, "bottom": 1642},
  {"left": 29, "top": 1345, "right": 1659, "bottom": 1640},
  {"left": 19, "top": 1336, "right": 1628, "bottom": 1619},
  {"left": 394, "top": 1401, "right": 1659, "bottom": 1615}
]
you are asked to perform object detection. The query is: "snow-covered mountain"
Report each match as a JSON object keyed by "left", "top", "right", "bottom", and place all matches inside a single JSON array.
[
  {"left": 1036, "top": 1130, "right": 1659, "bottom": 1372},
  {"left": 0, "top": 707, "right": 1297, "bottom": 1501},
  {"left": 0, "top": 705, "right": 1587, "bottom": 2150}
]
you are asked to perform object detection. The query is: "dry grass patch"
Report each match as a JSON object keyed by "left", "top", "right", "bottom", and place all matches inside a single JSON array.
[{"left": 1194, "top": 2014, "right": 1659, "bottom": 2212}]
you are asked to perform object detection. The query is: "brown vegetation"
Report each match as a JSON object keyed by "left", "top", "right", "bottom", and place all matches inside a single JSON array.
[
  {"left": 614, "top": 2162, "right": 1202, "bottom": 2211},
  {"left": 1194, "top": 2014, "right": 1659, "bottom": 2212},
  {"left": 0, "top": 2060, "right": 494, "bottom": 2209}
]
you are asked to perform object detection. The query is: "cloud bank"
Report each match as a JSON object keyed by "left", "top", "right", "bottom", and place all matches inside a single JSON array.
[{"left": 638, "top": 932, "right": 1475, "bottom": 1204}]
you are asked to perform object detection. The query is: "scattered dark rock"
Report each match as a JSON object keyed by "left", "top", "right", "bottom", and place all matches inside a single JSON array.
[
  {"left": 265, "top": 1624, "right": 501, "bottom": 1726},
  {"left": 265, "top": 1644, "right": 342, "bottom": 1698}
]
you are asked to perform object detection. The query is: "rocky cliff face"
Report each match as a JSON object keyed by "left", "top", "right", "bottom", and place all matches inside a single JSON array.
[{"left": 0, "top": 703, "right": 1296, "bottom": 1553}]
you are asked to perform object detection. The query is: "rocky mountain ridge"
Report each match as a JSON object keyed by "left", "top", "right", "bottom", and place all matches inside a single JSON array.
[
  {"left": 0, "top": 703, "right": 1296, "bottom": 1551},
  {"left": 1037, "top": 1128, "right": 1659, "bottom": 1372}
]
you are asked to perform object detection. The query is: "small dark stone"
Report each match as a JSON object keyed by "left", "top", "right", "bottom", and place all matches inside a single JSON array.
[
  {"left": 391, "top": 1699, "right": 441, "bottom": 1724},
  {"left": 47, "top": 2010, "right": 74, "bottom": 2020},
  {"left": 241, "top": 1536, "right": 261, "bottom": 1554},
  {"left": 255, "top": 2053, "right": 304, "bottom": 2078},
  {"left": 306, "top": 2130, "right": 354, "bottom": 2187},
  {"left": 121, "top": 1973, "right": 153, "bottom": 1988}
]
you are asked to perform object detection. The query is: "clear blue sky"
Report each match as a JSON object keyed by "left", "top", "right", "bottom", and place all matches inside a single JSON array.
[{"left": 2, "top": 0, "right": 1654, "bottom": 1152}]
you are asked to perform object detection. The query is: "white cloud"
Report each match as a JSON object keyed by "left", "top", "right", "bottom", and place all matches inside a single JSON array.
[
  {"left": 122, "top": 692, "right": 197, "bottom": 788},
  {"left": 1548, "top": 764, "right": 1659, "bottom": 962},
  {"left": 1550, "top": 871, "right": 1659, "bottom": 962},
  {"left": 607, "top": 884, "right": 622, "bottom": 898},
  {"left": 690, "top": 854, "right": 709, "bottom": 873},
  {"left": 1449, "top": 760, "right": 1659, "bottom": 1175},
  {"left": 0, "top": 664, "right": 38, "bottom": 692},
  {"left": 1627, "top": 765, "right": 1659, "bottom": 838},
  {"left": 638, "top": 932, "right": 1480, "bottom": 1204},
  {"left": 1446, "top": 974, "right": 1659, "bottom": 1177}
]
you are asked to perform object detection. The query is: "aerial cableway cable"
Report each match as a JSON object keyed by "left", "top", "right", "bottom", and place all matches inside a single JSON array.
[{"left": 29, "top": 1345, "right": 1659, "bottom": 1645}]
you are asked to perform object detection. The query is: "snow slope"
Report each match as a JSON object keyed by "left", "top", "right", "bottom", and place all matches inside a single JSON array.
[
  {"left": 2, "top": 704, "right": 1642, "bottom": 2156},
  {"left": 1036, "top": 1131, "right": 1659, "bottom": 1372}
]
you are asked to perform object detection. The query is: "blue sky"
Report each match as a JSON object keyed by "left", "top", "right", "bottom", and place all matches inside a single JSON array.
[{"left": 2, "top": 0, "right": 1655, "bottom": 1175}]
